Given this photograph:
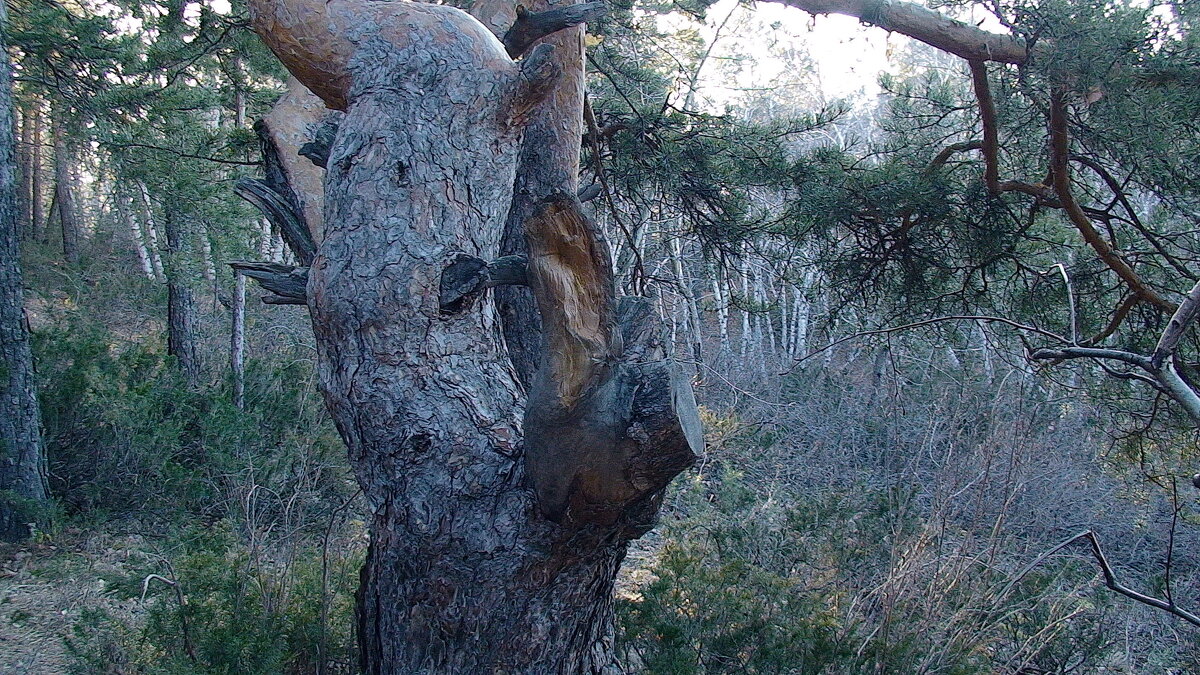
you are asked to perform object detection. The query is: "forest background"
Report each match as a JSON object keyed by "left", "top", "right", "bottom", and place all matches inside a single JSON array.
[{"left": 2, "top": 0, "right": 1200, "bottom": 672}]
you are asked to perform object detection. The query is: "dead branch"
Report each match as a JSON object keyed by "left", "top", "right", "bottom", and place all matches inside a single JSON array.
[
  {"left": 502, "top": 2, "right": 605, "bottom": 58},
  {"left": 229, "top": 261, "right": 308, "bottom": 305},
  {"left": 1005, "top": 531, "right": 1200, "bottom": 628}
]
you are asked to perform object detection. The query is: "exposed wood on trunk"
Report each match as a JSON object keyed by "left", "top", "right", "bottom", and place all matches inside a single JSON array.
[
  {"left": 0, "top": 2, "right": 49, "bottom": 539},
  {"left": 525, "top": 193, "right": 617, "bottom": 407},
  {"left": 767, "top": 0, "right": 1029, "bottom": 64},
  {"left": 262, "top": 77, "right": 331, "bottom": 243}
]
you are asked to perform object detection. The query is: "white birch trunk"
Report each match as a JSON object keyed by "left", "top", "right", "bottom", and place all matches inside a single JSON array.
[
  {"left": 232, "top": 271, "right": 246, "bottom": 410},
  {"left": 136, "top": 182, "right": 165, "bottom": 281}
]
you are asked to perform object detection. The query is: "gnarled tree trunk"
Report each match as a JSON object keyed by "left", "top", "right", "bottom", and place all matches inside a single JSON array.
[{"left": 245, "top": 0, "right": 701, "bottom": 671}]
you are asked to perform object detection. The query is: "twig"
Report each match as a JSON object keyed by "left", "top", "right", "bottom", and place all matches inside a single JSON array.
[
  {"left": 1052, "top": 263, "right": 1077, "bottom": 345},
  {"left": 141, "top": 567, "right": 198, "bottom": 663},
  {"left": 782, "top": 315, "right": 1067, "bottom": 374}
]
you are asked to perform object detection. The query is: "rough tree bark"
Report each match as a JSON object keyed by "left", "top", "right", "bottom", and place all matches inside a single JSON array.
[
  {"left": 0, "top": 0, "right": 49, "bottom": 541},
  {"left": 163, "top": 205, "right": 201, "bottom": 385},
  {"left": 52, "top": 113, "right": 80, "bottom": 264},
  {"left": 245, "top": 0, "right": 701, "bottom": 671}
]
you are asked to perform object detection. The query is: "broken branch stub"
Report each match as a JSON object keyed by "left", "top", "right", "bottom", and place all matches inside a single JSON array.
[
  {"left": 523, "top": 193, "right": 701, "bottom": 530},
  {"left": 439, "top": 253, "right": 529, "bottom": 314},
  {"left": 502, "top": 2, "right": 606, "bottom": 58},
  {"left": 230, "top": 261, "right": 308, "bottom": 305},
  {"left": 526, "top": 297, "right": 702, "bottom": 532}
]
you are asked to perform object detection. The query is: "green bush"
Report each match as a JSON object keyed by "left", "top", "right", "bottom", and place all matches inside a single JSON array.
[
  {"left": 33, "top": 317, "right": 346, "bottom": 519},
  {"left": 618, "top": 470, "right": 1117, "bottom": 674},
  {"left": 66, "top": 520, "right": 361, "bottom": 674}
]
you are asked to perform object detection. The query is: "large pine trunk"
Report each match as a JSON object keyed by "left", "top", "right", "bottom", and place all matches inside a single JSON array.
[
  {"left": 0, "top": 1, "right": 48, "bottom": 541},
  {"left": 246, "top": 1, "right": 701, "bottom": 670}
]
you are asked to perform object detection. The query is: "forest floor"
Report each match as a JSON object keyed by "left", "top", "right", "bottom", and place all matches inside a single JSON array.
[
  {"left": 0, "top": 525, "right": 663, "bottom": 674},
  {"left": 0, "top": 530, "right": 148, "bottom": 674}
]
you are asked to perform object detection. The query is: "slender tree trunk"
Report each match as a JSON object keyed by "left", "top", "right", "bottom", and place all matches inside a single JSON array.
[
  {"left": 121, "top": 194, "right": 156, "bottom": 280},
  {"left": 740, "top": 250, "right": 751, "bottom": 356},
  {"left": 135, "top": 183, "right": 166, "bottom": 281},
  {"left": 0, "top": 1, "right": 49, "bottom": 541},
  {"left": 231, "top": 271, "right": 245, "bottom": 409},
  {"left": 671, "top": 234, "right": 703, "bottom": 367},
  {"left": 163, "top": 205, "right": 200, "bottom": 384},
  {"left": 713, "top": 275, "right": 729, "bottom": 355},
  {"left": 52, "top": 115, "right": 80, "bottom": 264},
  {"left": 16, "top": 103, "right": 32, "bottom": 238},
  {"left": 29, "top": 104, "right": 42, "bottom": 243}
]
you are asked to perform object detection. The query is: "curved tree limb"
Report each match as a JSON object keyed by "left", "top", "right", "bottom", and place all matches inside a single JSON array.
[
  {"left": 1047, "top": 92, "right": 1174, "bottom": 312},
  {"left": 767, "top": 0, "right": 1029, "bottom": 64}
]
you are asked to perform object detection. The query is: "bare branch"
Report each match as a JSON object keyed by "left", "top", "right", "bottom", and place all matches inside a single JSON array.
[
  {"left": 968, "top": 60, "right": 1001, "bottom": 192},
  {"left": 1047, "top": 92, "right": 1174, "bottom": 312},
  {"left": 1002, "top": 531, "right": 1200, "bottom": 628},
  {"left": 1029, "top": 346, "right": 1152, "bottom": 370},
  {"left": 783, "top": 315, "right": 1068, "bottom": 374},
  {"left": 923, "top": 140, "right": 982, "bottom": 176}
]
